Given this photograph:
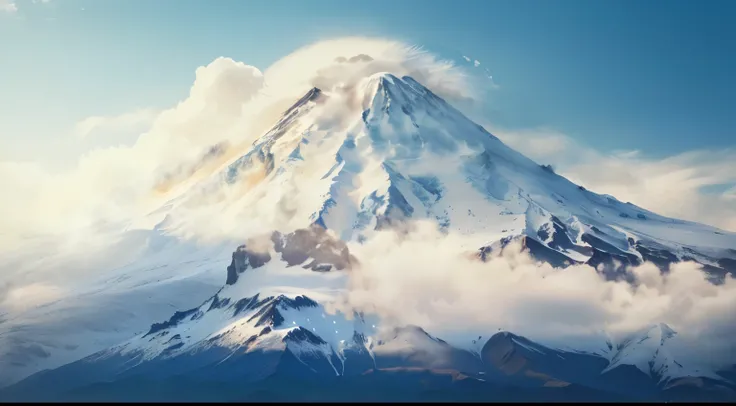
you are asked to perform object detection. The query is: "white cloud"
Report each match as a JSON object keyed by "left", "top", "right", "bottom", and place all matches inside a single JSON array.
[
  {"left": 73, "top": 109, "right": 158, "bottom": 140},
  {"left": 460, "top": 55, "right": 481, "bottom": 68},
  {"left": 0, "top": 283, "right": 65, "bottom": 314},
  {"left": 0, "top": 0, "right": 48, "bottom": 13},
  {"left": 264, "top": 37, "right": 478, "bottom": 103},
  {"left": 340, "top": 221, "right": 736, "bottom": 370},
  {"left": 0, "top": 0, "right": 17, "bottom": 13},
  {"left": 0, "top": 56, "right": 267, "bottom": 254},
  {"left": 491, "top": 127, "right": 736, "bottom": 232}
]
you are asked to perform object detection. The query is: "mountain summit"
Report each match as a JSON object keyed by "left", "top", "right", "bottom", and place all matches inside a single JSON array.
[{"left": 1, "top": 74, "right": 734, "bottom": 402}]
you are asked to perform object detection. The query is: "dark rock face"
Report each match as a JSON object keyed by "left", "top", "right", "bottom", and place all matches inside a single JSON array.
[
  {"left": 225, "top": 224, "right": 356, "bottom": 285},
  {"left": 543, "top": 216, "right": 591, "bottom": 257},
  {"left": 225, "top": 244, "right": 271, "bottom": 285},
  {"left": 580, "top": 232, "right": 640, "bottom": 278},
  {"left": 634, "top": 242, "right": 679, "bottom": 271},
  {"left": 540, "top": 164, "right": 555, "bottom": 174},
  {"left": 143, "top": 308, "right": 200, "bottom": 338},
  {"left": 522, "top": 236, "right": 578, "bottom": 268},
  {"left": 283, "top": 87, "right": 322, "bottom": 118},
  {"left": 271, "top": 225, "right": 356, "bottom": 272},
  {"left": 718, "top": 257, "right": 736, "bottom": 274},
  {"left": 283, "top": 327, "right": 326, "bottom": 346},
  {"left": 232, "top": 294, "right": 266, "bottom": 317},
  {"left": 207, "top": 294, "right": 230, "bottom": 311},
  {"left": 478, "top": 216, "right": 732, "bottom": 286},
  {"left": 246, "top": 295, "right": 319, "bottom": 328}
]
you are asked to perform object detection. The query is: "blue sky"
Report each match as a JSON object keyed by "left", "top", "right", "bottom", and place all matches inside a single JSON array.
[{"left": 1, "top": 0, "right": 735, "bottom": 166}]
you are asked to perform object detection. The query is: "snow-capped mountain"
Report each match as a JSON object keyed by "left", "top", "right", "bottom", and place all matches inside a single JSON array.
[
  {"left": 1, "top": 73, "right": 734, "bottom": 402},
  {"left": 158, "top": 72, "right": 736, "bottom": 280}
]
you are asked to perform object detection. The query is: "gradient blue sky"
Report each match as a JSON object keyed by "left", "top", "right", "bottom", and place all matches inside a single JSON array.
[{"left": 1, "top": 0, "right": 734, "bottom": 167}]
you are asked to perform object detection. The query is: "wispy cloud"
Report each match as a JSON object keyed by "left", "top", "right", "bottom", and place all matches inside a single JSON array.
[
  {"left": 460, "top": 54, "right": 498, "bottom": 88},
  {"left": 1, "top": 0, "right": 53, "bottom": 13},
  {"left": 0, "top": 283, "right": 65, "bottom": 314},
  {"left": 0, "top": 0, "right": 17, "bottom": 13},
  {"left": 491, "top": 126, "right": 736, "bottom": 231},
  {"left": 72, "top": 109, "right": 159, "bottom": 140}
]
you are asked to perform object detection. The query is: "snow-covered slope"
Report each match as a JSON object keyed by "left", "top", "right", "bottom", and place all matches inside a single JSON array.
[
  {"left": 602, "top": 323, "right": 725, "bottom": 384},
  {"left": 1, "top": 73, "right": 735, "bottom": 402},
  {"left": 157, "top": 72, "right": 736, "bottom": 280}
]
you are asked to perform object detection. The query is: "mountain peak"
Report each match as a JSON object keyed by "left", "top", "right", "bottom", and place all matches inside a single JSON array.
[
  {"left": 365, "top": 72, "right": 428, "bottom": 91},
  {"left": 368, "top": 71, "right": 401, "bottom": 83},
  {"left": 280, "top": 86, "right": 325, "bottom": 120}
]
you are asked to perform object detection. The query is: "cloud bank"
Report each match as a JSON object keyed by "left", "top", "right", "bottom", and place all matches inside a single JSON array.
[
  {"left": 72, "top": 109, "right": 159, "bottom": 140},
  {"left": 341, "top": 221, "right": 736, "bottom": 370},
  {"left": 0, "top": 0, "right": 17, "bottom": 14},
  {"left": 492, "top": 127, "right": 736, "bottom": 232}
]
